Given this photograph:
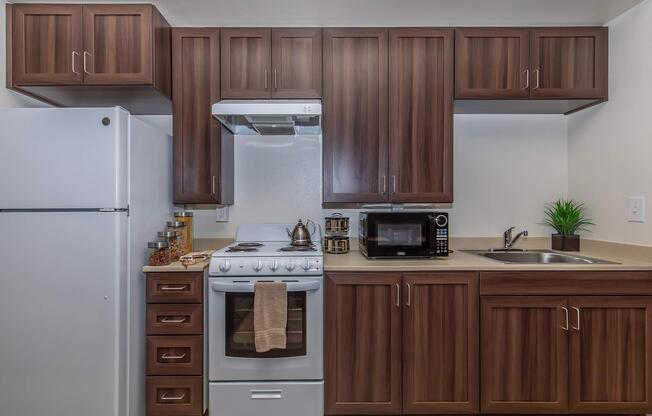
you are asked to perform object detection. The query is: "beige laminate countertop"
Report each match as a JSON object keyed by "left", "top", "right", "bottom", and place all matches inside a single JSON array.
[{"left": 143, "top": 237, "right": 652, "bottom": 273}]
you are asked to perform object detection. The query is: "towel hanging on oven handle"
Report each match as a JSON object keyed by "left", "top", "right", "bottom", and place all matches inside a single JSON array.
[{"left": 210, "top": 280, "right": 321, "bottom": 293}]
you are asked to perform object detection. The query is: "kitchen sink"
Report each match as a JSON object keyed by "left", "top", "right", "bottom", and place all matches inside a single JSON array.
[{"left": 466, "top": 249, "right": 618, "bottom": 265}]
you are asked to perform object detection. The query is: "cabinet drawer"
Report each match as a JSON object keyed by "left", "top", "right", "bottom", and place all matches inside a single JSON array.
[
  {"left": 147, "top": 376, "right": 203, "bottom": 416},
  {"left": 147, "top": 304, "right": 203, "bottom": 335},
  {"left": 147, "top": 335, "right": 203, "bottom": 376},
  {"left": 147, "top": 273, "right": 203, "bottom": 303}
]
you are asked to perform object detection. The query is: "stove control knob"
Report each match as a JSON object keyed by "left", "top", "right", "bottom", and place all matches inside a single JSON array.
[
  {"left": 253, "top": 260, "right": 264, "bottom": 272},
  {"left": 269, "top": 259, "right": 280, "bottom": 271},
  {"left": 301, "top": 259, "right": 311, "bottom": 271},
  {"left": 284, "top": 259, "right": 295, "bottom": 271},
  {"left": 219, "top": 260, "right": 231, "bottom": 272}
]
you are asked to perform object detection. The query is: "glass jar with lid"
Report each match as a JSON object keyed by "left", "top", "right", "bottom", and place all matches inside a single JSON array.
[
  {"left": 174, "top": 211, "right": 193, "bottom": 254},
  {"left": 167, "top": 220, "right": 188, "bottom": 256},
  {"left": 148, "top": 241, "right": 171, "bottom": 266},
  {"left": 158, "top": 230, "right": 179, "bottom": 261}
]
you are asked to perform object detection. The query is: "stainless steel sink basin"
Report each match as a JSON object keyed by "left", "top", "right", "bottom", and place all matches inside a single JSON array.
[{"left": 465, "top": 249, "right": 618, "bottom": 265}]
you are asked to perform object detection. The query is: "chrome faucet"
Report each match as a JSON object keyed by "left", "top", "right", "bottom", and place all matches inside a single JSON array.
[{"left": 504, "top": 226, "right": 529, "bottom": 250}]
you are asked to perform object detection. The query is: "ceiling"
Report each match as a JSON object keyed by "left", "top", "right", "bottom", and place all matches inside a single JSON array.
[{"left": 13, "top": 0, "right": 646, "bottom": 27}]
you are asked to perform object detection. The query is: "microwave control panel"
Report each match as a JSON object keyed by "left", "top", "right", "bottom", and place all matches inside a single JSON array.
[{"left": 433, "top": 213, "right": 449, "bottom": 256}]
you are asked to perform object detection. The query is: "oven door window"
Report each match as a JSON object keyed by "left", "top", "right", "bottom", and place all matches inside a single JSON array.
[{"left": 225, "top": 292, "right": 307, "bottom": 358}]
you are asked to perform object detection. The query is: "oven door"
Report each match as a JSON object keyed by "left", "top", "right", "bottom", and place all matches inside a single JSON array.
[
  {"left": 208, "top": 276, "right": 323, "bottom": 381},
  {"left": 365, "top": 212, "right": 434, "bottom": 258}
]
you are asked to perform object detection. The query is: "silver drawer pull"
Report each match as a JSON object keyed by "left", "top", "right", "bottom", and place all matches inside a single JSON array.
[
  {"left": 160, "top": 392, "right": 185, "bottom": 401},
  {"left": 161, "top": 352, "right": 187, "bottom": 360},
  {"left": 161, "top": 317, "right": 187, "bottom": 324},
  {"left": 250, "top": 390, "right": 283, "bottom": 400},
  {"left": 160, "top": 285, "right": 187, "bottom": 291}
]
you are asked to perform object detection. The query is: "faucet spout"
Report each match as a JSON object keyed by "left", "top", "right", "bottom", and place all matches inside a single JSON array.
[{"left": 504, "top": 227, "right": 529, "bottom": 250}]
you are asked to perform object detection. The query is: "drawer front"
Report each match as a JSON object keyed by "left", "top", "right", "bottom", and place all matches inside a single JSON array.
[
  {"left": 147, "top": 273, "right": 203, "bottom": 303},
  {"left": 147, "top": 376, "right": 203, "bottom": 416},
  {"left": 147, "top": 336, "right": 203, "bottom": 376},
  {"left": 147, "top": 304, "right": 203, "bottom": 335}
]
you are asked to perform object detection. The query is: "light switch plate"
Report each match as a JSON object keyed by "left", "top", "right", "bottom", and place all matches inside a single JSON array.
[
  {"left": 215, "top": 206, "right": 230, "bottom": 222},
  {"left": 628, "top": 197, "right": 645, "bottom": 222}
]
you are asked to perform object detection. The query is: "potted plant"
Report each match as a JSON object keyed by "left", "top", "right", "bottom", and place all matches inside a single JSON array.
[{"left": 543, "top": 199, "right": 594, "bottom": 251}]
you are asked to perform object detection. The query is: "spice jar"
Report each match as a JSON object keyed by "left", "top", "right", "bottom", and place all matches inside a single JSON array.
[
  {"left": 148, "top": 241, "right": 171, "bottom": 266},
  {"left": 158, "top": 230, "right": 179, "bottom": 261},
  {"left": 167, "top": 221, "right": 188, "bottom": 256},
  {"left": 174, "top": 211, "right": 193, "bottom": 254}
]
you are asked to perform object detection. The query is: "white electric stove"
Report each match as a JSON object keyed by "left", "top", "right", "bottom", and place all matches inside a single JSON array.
[{"left": 207, "top": 223, "right": 324, "bottom": 416}]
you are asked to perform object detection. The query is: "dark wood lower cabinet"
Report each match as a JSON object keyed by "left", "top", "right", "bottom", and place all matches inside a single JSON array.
[
  {"left": 569, "top": 296, "right": 652, "bottom": 413},
  {"left": 481, "top": 296, "right": 569, "bottom": 413},
  {"left": 402, "top": 272, "right": 478, "bottom": 414}
]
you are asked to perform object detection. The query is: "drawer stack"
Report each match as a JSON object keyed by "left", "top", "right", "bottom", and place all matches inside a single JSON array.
[{"left": 146, "top": 272, "right": 205, "bottom": 416}]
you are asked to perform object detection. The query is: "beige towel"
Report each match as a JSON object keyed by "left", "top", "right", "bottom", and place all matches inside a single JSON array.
[{"left": 254, "top": 282, "right": 288, "bottom": 353}]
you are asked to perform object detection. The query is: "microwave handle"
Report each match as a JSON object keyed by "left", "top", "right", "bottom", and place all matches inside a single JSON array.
[
  {"left": 428, "top": 214, "right": 437, "bottom": 254},
  {"left": 211, "top": 280, "right": 321, "bottom": 293}
]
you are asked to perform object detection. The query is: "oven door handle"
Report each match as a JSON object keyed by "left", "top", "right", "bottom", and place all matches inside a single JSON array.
[{"left": 210, "top": 281, "right": 321, "bottom": 293}]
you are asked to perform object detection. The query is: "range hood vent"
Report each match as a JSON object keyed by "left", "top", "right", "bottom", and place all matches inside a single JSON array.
[{"left": 212, "top": 100, "right": 322, "bottom": 136}]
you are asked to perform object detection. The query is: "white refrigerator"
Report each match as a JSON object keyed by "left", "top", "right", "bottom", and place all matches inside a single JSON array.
[{"left": 0, "top": 107, "right": 173, "bottom": 416}]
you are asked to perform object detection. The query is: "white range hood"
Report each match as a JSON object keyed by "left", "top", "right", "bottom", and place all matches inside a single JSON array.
[{"left": 211, "top": 100, "right": 322, "bottom": 136}]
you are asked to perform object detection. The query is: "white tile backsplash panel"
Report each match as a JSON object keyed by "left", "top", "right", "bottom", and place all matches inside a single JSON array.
[{"left": 193, "top": 114, "right": 568, "bottom": 239}]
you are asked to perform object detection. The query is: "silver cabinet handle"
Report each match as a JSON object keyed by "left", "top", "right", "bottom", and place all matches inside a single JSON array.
[
  {"left": 160, "top": 285, "right": 187, "bottom": 292},
  {"left": 523, "top": 69, "right": 530, "bottom": 90},
  {"left": 382, "top": 175, "right": 387, "bottom": 195},
  {"left": 534, "top": 69, "right": 540, "bottom": 90},
  {"left": 211, "top": 175, "right": 216, "bottom": 195},
  {"left": 405, "top": 283, "right": 411, "bottom": 307},
  {"left": 160, "top": 393, "right": 185, "bottom": 401},
  {"left": 161, "top": 317, "right": 187, "bottom": 324},
  {"left": 392, "top": 176, "right": 397, "bottom": 194},
  {"left": 395, "top": 283, "right": 400, "bottom": 307},
  {"left": 72, "top": 51, "right": 80, "bottom": 74},
  {"left": 83, "top": 51, "right": 91, "bottom": 74},
  {"left": 161, "top": 352, "right": 187, "bottom": 360},
  {"left": 274, "top": 69, "right": 278, "bottom": 90},
  {"left": 561, "top": 306, "right": 569, "bottom": 331},
  {"left": 264, "top": 70, "right": 268, "bottom": 90},
  {"left": 571, "top": 307, "right": 580, "bottom": 331}
]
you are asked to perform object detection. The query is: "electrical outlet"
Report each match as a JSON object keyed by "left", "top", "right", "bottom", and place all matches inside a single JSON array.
[
  {"left": 215, "top": 206, "right": 230, "bottom": 222},
  {"left": 628, "top": 197, "right": 645, "bottom": 223}
]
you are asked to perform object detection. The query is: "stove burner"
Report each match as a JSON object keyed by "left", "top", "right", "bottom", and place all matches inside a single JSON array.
[
  {"left": 236, "top": 242, "right": 263, "bottom": 248},
  {"left": 278, "top": 245, "right": 317, "bottom": 252},
  {"left": 226, "top": 243, "right": 262, "bottom": 252}
]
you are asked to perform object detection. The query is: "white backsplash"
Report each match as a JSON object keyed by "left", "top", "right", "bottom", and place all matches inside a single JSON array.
[{"left": 193, "top": 114, "right": 568, "bottom": 239}]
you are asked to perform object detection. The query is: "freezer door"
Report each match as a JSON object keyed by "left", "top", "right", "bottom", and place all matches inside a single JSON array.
[
  {"left": 0, "top": 211, "right": 128, "bottom": 416},
  {"left": 0, "top": 107, "right": 129, "bottom": 209}
]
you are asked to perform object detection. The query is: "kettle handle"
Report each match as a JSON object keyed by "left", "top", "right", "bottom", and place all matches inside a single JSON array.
[{"left": 305, "top": 219, "right": 318, "bottom": 237}]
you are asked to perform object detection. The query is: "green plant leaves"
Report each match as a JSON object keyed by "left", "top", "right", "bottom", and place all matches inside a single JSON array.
[{"left": 543, "top": 198, "right": 594, "bottom": 236}]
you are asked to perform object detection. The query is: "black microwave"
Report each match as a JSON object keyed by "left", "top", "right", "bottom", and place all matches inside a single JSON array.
[{"left": 359, "top": 212, "right": 449, "bottom": 259}]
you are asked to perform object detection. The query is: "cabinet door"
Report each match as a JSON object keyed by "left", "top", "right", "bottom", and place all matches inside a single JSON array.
[
  {"left": 389, "top": 28, "right": 453, "bottom": 203},
  {"left": 325, "top": 273, "right": 402, "bottom": 414},
  {"left": 481, "top": 296, "right": 569, "bottom": 413},
  {"left": 10, "top": 4, "right": 83, "bottom": 85},
  {"left": 323, "top": 28, "right": 389, "bottom": 203},
  {"left": 172, "top": 28, "right": 222, "bottom": 204},
  {"left": 455, "top": 28, "right": 529, "bottom": 98},
  {"left": 221, "top": 28, "right": 271, "bottom": 99},
  {"left": 82, "top": 5, "right": 153, "bottom": 85},
  {"left": 403, "top": 272, "right": 478, "bottom": 414},
  {"left": 569, "top": 296, "right": 652, "bottom": 413},
  {"left": 271, "top": 28, "right": 322, "bottom": 98},
  {"left": 530, "top": 28, "right": 608, "bottom": 99}
]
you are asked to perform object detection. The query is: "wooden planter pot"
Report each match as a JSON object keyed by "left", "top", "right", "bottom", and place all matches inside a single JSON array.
[{"left": 551, "top": 234, "right": 580, "bottom": 251}]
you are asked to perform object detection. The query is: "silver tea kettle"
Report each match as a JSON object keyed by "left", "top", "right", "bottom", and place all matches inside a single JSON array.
[{"left": 287, "top": 219, "right": 317, "bottom": 246}]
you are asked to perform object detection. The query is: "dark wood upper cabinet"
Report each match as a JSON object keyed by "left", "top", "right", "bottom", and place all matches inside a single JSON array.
[
  {"left": 325, "top": 272, "right": 402, "bottom": 415},
  {"left": 172, "top": 28, "right": 233, "bottom": 205},
  {"left": 569, "top": 296, "right": 652, "bottom": 413},
  {"left": 455, "top": 28, "right": 529, "bottom": 99},
  {"left": 220, "top": 28, "right": 271, "bottom": 99},
  {"left": 323, "top": 28, "right": 389, "bottom": 203},
  {"left": 10, "top": 4, "right": 83, "bottom": 85},
  {"left": 530, "top": 28, "right": 608, "bottom": 99},
  {"left": 481, "top": 296, "right": 569, "bottom": 413},
  {"left": 389, "top": 28, "right": 453, "bottom": 203},
  {"left": 271, "top": 28, "right": 322, "bottom": 98},
  {"left": 402, "top": 272, "right": 478, "bottom": 414}
]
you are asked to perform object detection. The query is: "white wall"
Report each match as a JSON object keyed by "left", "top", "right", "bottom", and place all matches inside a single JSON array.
[
  {"left": 193, "top": 115, "right": 568, "bottom": 238},
  {"left": 568, "top": 0, "right": 652, "bottom": 246}
]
